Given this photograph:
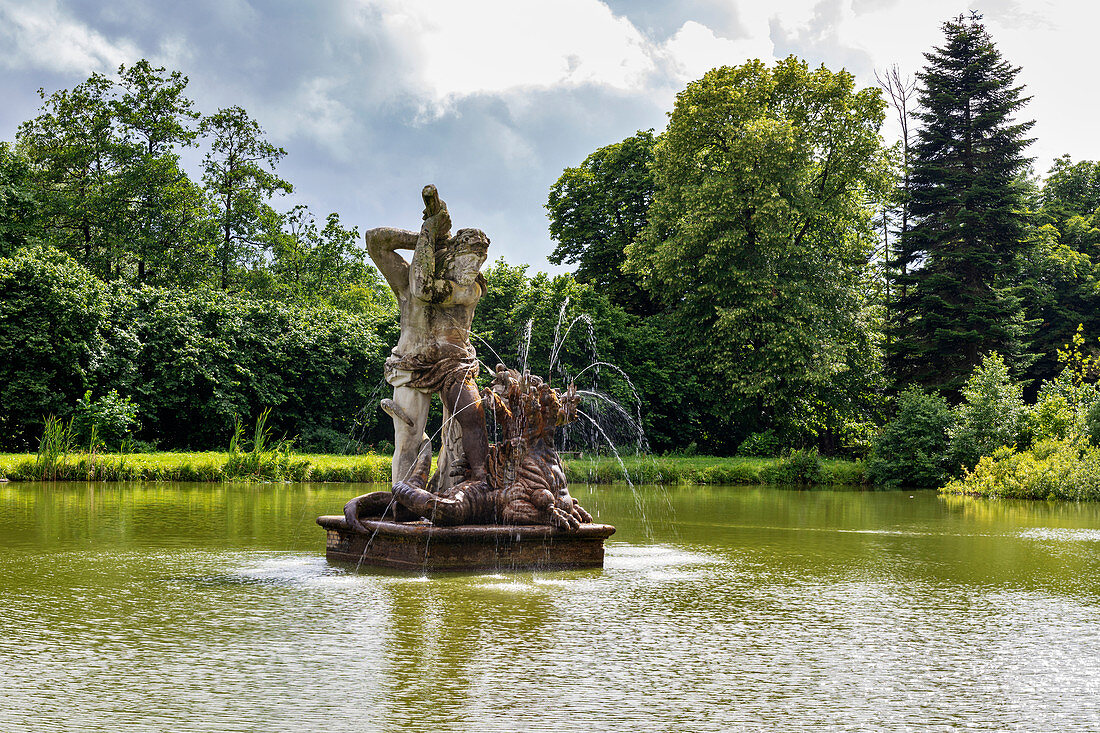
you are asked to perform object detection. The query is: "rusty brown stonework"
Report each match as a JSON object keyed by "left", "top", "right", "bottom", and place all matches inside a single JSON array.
[{"left": 317, "top": 515, "right": 615, "bottom": 572}]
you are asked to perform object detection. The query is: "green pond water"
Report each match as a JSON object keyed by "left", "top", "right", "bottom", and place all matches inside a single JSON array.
[{"left": 3, "top": 482, "right": 1100, "bottom": 732}]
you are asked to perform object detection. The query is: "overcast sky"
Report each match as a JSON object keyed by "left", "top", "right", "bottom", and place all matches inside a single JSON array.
[{"left": 0, "top": 0, "right": 1093, "bottom": 273}]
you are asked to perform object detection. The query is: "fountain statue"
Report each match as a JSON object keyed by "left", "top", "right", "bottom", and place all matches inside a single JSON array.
[{"left": 317, "top": 185, "right": 614, "bottom": 571}]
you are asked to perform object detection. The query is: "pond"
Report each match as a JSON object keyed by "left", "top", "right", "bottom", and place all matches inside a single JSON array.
[{"left": 2, "top": 482, "right": 1100, "bottom": 732}]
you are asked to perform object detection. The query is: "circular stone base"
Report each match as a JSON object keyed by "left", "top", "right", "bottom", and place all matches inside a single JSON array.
[{"left": 316, "top": 515, "right": 616, "bottom": 572}]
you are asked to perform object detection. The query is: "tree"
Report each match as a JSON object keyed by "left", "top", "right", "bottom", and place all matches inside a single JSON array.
[
  {"left": 624, "top": 57, "right": 890, "bottom": 450},
  {"left": 887, "top": 13, "right": 1036, "bottom": 394},
  {"left": 17, "top": 72, "right": 129, "bottom": 277},
  {"left": 1041, "top": 155, "right": 1100, "bottom": 230},
  {"left": 16, "top": 62, "right": 214, "bottom": 285},
  {"left": 947, "top": 352, "right": 1026, "bottom": 470},
  {"left": 112, "top": 60, "right": 207, "bottom": 284},
  {"left": 267, "top": 204, "right": 387, "bottom": 311},
  {"left": 547, "top": 130, "right": 657, "bottom": 315},
  {"left": 473, "top": 261, "right": 693, "bottom": 453},
  {"left": 874, "top": 66, "right": 917, "bottom": 320},
  {"left": 867, "top": 386, "right": 952, "bottom": 488},
  {"left": 1014, "top": 157, "right": 1100, "bottom": 386},
  {"left": 201, "top": 106, "right": 291, "bottom": 290}
]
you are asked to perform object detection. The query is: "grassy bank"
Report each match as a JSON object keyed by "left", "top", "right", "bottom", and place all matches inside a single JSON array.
[
  {"left": 561, "top": 453, "right": 865, "bottom": 486},
  {"left": 0, "top": 450, "right": 866, "bottom": 486},
  {"left": 0, "top": 451, "right": 392, "bottom": 483}
]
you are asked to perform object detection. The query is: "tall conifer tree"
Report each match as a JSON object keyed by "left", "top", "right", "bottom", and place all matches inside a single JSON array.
[{"left": 887, "top": 13, "right": 1035, "bottom": 394}]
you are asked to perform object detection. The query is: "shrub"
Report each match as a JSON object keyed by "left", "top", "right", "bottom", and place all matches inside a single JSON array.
[
  {"left": 736, "top": 429, "right": 783, "bottom": 457},
  {"left": 947, "top": 352, "right": 1026, "bottom": 472},
  {"left": 72, "top": 389, "right": 140, "bottom": 449},
  {"left": 761, "top": 448, "right": 823, "bottom": 484},
  {"left": 0, "top": 246, "right": 106, "bottom": 450},
  {"left": 0, "top": 258, "right": 391, "bottom": 450},
  {"left": 867, "top": 387, "right": 952, "bottom": 488},
  {"left": 1025, "top": 394, "right": 1077, "bottom": 444},
  {"left": 299, "top": 426, "right": 356, "bottom": 454},
  {"left": 1087, "top": 400, "right": 1100, "bottom": 447},
  {"left": 942, "top": 438, "right": 1100, "bottom": 501}
]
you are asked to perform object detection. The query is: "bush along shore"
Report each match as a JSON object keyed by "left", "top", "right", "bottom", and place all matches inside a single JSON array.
[
  {"left": 0, "top": 449, "right": 866, "bottom": 487},
  {"left": 940, "top": 439, "right": 1100, "bottom": 501}
]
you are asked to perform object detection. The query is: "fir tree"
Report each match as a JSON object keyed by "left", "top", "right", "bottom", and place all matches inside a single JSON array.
[{"left": 887, "top": 13, "right": 1035, "bottom": 395}]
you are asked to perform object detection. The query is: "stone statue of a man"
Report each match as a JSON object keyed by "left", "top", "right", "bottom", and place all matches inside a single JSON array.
[{"left": 366, "top": 185, "right": 490, "bottom": 492}]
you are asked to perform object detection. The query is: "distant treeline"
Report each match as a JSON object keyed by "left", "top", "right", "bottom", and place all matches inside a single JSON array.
[
  {"left": 0, "top": 246, "right": 390, "bottom": 451},
  {"left": 0, "top": 244, "right": 676, "bottom": 454},
  {"left": 5, "top": 15, "right": 1100, "bottom": 482}
]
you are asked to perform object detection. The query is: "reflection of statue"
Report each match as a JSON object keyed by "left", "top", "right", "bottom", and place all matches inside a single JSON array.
[{"left": 365, "top": 185, "right": 490, "bottom": 494}]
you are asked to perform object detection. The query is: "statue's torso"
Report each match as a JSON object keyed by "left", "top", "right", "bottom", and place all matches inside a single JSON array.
[{"left": 390, "top": 287, "right": 479, "bottom": 363}]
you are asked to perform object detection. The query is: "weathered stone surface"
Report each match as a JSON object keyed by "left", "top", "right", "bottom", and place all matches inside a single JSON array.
[
  {"left": 366, "top": 184, "right": 490, "bottom": 493},
  {"left": 349, "top": 184, "right": 599, "bottom": 533},
  {"left": 317, "top": 515, "right": 615, "bottom": 572}
]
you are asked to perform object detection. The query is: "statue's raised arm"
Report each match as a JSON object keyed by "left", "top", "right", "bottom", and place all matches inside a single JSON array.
[{"left": 364, "top": 227, "right": 417, "bottom": 297}]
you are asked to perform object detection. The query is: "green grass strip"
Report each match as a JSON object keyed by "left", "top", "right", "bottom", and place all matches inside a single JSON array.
[{"left": 0, "top": 451, "right": 865, "bottom": 486}]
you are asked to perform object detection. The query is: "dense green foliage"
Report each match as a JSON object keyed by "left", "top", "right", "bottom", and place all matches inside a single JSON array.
[
  {"left": 0, "top": 246, "right": 390, "bottom": 451},
  {"left": 0, "top": 245, "right": 107, "bottom": 447},
  {"left": 0, "top": 143, "right": 38, "bottom": 257},
  {"left": 9, "top": 61, "right": 381, "bottom": 304},
  {"left": 887, "top": 14, "right": 1036, "bottom": 393},
  {"left": 867, "top": 388, "right": 952, "bottom": 488},
  {"left": 622, "top": 57, "right": 889, "bottom": 453},
  {"left": 938, "top": 334, "right": 1100, "bottom": 497},
  {"left": 942, "top": 440, "right": 1100, "bottom": 501},
  {"left": 946, "top": 353, "right": 1026, "bottom": 471},
  {"left": 72, "top": 389, "right": 141, "bottom": 449},
  {"left": 201, "top": 105, "right": 291, "bottom": 290},
  {"left": 1022, "top": 157, "right": 1100, "bottom": 386},
  {"left": 547, "top": 130, "right": 657, "bottom": 315},
  {"left": 473, "top": 260, "right": 694, "bottom": 453}
]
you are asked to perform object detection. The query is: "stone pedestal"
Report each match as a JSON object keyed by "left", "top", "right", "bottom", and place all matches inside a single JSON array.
[{"left": 316, "top": 515, "right": 615, "bottom": 572}]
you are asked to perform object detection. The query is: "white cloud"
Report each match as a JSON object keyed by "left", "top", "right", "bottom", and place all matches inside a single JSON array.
[
  {"left": 658, "top": 20, "right": 775, "bottom": 82},
  {"left": 348, "top": 1, "right": 783, "bottom": 118},
  {"left": 0, "top": 0, "right": 141, "bottom": 74},
  {"left": 755, "top": 0, "right": 1100, "bottom": 169},
  {"left": 359, "top": 0, "right": 657, "bottom": 109}
]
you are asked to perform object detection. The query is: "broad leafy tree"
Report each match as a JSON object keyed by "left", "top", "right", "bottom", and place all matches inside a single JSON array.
[
  {"left": 547, "top": 130, "right": 657, "bottom": 315},
  {"left": 16, "top": 62, "right": 212, "bottom": 284},
  {"left": 112, "top": 60, "right": 208, "bottom": 284},
  {"left": 625, "top": 57, "right": 890, "bottom": 449},
  {"left": 474, "top": 261, "right": 696, "bottom": 453},
  {"left": 1041, "top": 155, "right": 1100, "bottom": 230},
  {"left": 1020, "top": 157, "right": 1100, "bottom": 385},
  {"left": 17, "top": 73, "right": 128, "bottom": 277},
  {"left": 201, "top": 106, "right": 291, "bottom": 290},
  {"left": 267, "top": 204, "right": 388, "bottom": 312},
  {"left": 887, "top": 13, "right": 1036, "bottom": 394}
]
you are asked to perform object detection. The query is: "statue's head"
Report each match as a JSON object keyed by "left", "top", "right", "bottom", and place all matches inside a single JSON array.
[{"left": 445, "top": 228, "right": 490, "bottom": 289}]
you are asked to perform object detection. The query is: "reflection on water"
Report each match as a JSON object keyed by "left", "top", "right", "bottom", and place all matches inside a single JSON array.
[{"left": 3, "top": 483, "right": 1100, "bottom": 731}]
